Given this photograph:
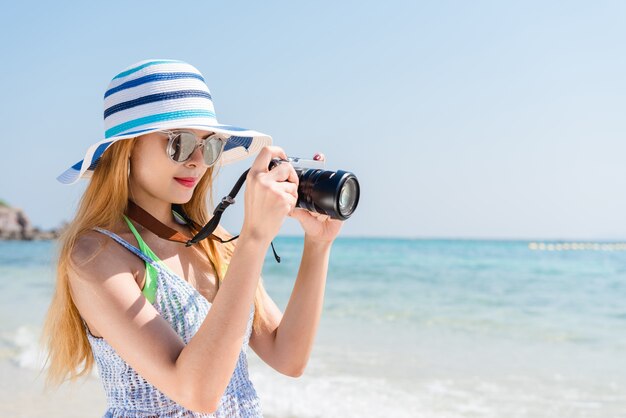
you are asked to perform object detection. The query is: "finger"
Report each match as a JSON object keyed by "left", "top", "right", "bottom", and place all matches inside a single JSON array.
[
  {"left": 277, "top": 181, "right": 298, "bottom": 200},
  {"left": 269, "top": 161, "right": 299, "bottom": 185},
  {"left": 285, "top": 164, "right": 299, "bottom": 185},
  {"left": 309, "top": 212, "right": 329, "bottom": 221},
  {"left": 250, "top": 146, "right": 288, "bottom": 174},
  {"left": 286, "top": 193, "right": 298, "bottom": 212},
  {"left": 289, "top": 207, "right": 309, "bottom": 219}
]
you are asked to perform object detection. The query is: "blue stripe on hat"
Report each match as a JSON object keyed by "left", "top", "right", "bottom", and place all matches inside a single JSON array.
[
  {"left": 112, "top": 60, "right": 182, "bottom": 80},
  {"left": 105, "top": 109, "right": 216, "bottom": 138},
  {"left": 225, "top": 136, "right": 253, "bottom": 151},
  {"left": 90, "top": 141, "right": 114, "bottom": 165},
  {"left": 70, "top": 141, "right": 114, "bottom": 171},
  {"left": 104, "top": 90, "right": 212, "bottom": 119},
  {"left": 104, "top": 72, "right": 206, "bottom": 99}
]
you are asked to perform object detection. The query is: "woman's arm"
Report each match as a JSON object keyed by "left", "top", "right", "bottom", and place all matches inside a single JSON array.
[
  {"left": 250, "top": 236, "right": 332, "bottom": 377},
  {"left": 70, "top": 229, "right": 269, "bottom": 414}
]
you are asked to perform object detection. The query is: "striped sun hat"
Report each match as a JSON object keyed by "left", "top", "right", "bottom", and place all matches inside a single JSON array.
[{"left": 57, "top": 59, "right": 272, "bottom": 184}]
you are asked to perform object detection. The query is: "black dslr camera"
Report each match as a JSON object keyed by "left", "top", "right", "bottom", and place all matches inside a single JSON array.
[
  {"left": 269, "top": 157, "right": 360, "bottom": 220},
  {"left": 184, "top": 156, "right": 361, "bottom": 249}
]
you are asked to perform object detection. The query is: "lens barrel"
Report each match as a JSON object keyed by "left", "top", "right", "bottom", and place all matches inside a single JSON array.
[{"left": 268, "top": 159, "right": 359, "bottom": 220}]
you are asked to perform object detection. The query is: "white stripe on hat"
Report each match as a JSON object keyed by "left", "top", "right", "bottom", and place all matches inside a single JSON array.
[{"left": 104, "top": 78, "right": 211, "bottom": 110}]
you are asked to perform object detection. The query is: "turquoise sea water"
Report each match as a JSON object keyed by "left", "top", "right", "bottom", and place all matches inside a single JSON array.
[{"left": 1, "top": 238, "right": 625, "bottom": 417}]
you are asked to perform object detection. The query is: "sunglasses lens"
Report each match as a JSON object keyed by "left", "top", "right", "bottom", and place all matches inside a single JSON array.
[
  {"left": 203, "top": 137, "right": 224, "bottom": 166},
  {"left": 169, "top": 132, "right": 197, "bottom": 162},
  {"left": 167, "top": 131, "right": 225, "bottom": 165}
]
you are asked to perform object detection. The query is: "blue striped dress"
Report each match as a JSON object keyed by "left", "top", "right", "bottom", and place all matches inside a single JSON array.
[{"left": 87, "top": 227, "right": 263, "bottom": 417}]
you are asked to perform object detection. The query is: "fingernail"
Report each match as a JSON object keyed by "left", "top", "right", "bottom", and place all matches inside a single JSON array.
[{"left": 314, "top": 153, "right": 322, "bottom": 160}]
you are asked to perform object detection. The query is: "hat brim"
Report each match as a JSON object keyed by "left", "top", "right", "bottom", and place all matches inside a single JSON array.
[{"left": 57, "top": 123, "right": 272, "bottom": 185}]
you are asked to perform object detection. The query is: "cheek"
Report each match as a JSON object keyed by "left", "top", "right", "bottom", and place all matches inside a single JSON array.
[
  {"left": 130, "top": 140, "right": 174, "bottom": 185},
  {"left": 133, "top": 137, "right": 169, "bottom": 166}
]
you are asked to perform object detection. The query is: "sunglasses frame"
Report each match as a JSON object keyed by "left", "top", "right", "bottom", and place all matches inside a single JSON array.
[{"left": 161, "top": 130, "right": 227, "bottom": 167}]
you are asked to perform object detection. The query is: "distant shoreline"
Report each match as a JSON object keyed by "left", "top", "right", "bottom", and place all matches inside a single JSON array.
[{"left": 0, "top": 201, "right": 65, "bottom": 241}]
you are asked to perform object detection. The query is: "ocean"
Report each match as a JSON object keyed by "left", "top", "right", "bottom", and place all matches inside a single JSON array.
[{"left": 0, "top": 237, "right": 625, "bottom": 417}]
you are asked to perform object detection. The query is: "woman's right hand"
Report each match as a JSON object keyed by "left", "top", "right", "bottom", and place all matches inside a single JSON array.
[{"left": 240, "top": 146, "right": 299, "bottom": 244}]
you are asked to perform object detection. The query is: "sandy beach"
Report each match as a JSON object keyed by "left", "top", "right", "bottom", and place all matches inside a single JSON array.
[{"left": 0, "top": 361, "right": 105, "bottom": 418}]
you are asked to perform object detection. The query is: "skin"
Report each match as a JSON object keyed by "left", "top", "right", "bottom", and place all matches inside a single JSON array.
[{"left": 68, "top": 130, "right": 343, "bottom": 414}]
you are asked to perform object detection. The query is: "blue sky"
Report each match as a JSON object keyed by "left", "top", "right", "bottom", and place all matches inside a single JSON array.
[{"left": 1, "top": 1, "right": 625, "bottom": 239}]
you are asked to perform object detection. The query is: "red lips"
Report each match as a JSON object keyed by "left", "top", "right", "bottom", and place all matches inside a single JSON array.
[{"left": 174, "top": 177, "right": 198, "bottom": 188}]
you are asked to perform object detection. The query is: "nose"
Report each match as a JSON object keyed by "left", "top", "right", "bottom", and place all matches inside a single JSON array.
[{"left": 184, "top": 143, "right": 207, "bottom": 168}]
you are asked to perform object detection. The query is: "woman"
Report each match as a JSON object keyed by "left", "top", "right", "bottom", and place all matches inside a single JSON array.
[{"left": 43, "top": 59, "right": 342, "bottom": 417}]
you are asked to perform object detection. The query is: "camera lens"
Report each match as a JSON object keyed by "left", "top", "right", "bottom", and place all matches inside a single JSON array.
[
  {"left": 338, "top": 177, "right": 359, "bottom": 218},
  {"left": 296, "top": 169, "right": 360, "bottom": 220},
  {"left": 268, "top": 158, "right": 360, "bottom": 220}
]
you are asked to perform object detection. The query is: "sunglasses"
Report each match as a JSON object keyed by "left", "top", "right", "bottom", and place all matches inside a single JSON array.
[{"left": 161, "top": 130, "right": 227, "bottom": 167}]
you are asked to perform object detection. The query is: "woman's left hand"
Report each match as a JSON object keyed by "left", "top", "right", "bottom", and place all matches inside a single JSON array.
[{"left": 289, "top": 153, "right": 344, "bottom": 244}]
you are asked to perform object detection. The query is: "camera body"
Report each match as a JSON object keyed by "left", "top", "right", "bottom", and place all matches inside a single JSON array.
[{"left": 269, "top": 157, "right": 360, "bottom": 220}]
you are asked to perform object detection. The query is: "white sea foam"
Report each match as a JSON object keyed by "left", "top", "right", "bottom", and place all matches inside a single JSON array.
[
  {"left": 2, "top": 323, "right": 626, "bottom": 417},
  {"left": 11, "top": 326, "right": 47, "bottom": 370},
  {"left": 248, "top": 356, "right": 626, "bottom": 418},
  {"left": 248, "top": 360, "right": 421, "bottom": 418},
  {"left": 0, "top": 326, "right": 45, "bottom": 369}
]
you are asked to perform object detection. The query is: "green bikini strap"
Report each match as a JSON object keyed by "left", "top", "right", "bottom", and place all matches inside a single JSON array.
[{"left": 122, "top": 215, "right": 158, "bottom": 304}]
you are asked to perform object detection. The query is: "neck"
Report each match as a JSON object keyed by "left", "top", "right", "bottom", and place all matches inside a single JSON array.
[{"left": 128, "top": 195, "right": 176, "bottom": 229}]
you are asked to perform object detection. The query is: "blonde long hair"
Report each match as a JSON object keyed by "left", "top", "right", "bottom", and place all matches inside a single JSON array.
[{"left": 42, "top": 138, "right": 267, "bottom": 385}]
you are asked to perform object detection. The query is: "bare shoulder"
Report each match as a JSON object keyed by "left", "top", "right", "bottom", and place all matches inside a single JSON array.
[
  {"left": 69, "top": 229, "right": 142, "bottom": 284},
  {"left": 71, "top": 229, "right": 109, "bottom": 268}
]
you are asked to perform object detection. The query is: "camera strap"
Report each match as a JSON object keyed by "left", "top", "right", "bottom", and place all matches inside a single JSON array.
[{"left": 125, "top": 167, "right": 281, "bottom": 262}]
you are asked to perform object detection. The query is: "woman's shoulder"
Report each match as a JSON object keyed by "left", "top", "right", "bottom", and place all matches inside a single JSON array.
[{"left": 70, "top": 227, "right": 142, "bottom": 283}]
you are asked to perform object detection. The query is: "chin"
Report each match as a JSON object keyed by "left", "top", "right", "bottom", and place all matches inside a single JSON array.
[
  {"left": 171, "top": 195, "right": 194, "bottom": 205},
  {"left": 163, "top": 188, "right": 194, "bottom": 205}
]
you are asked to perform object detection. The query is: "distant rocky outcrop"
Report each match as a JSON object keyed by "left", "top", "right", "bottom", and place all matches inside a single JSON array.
[{"left": 0, "top": 200, "right": 65, "bottom": 240}]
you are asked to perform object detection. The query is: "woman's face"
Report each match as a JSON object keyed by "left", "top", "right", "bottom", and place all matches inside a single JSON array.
[{"left": 129, "top": 129, "right": 213, "bottom": 205}]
